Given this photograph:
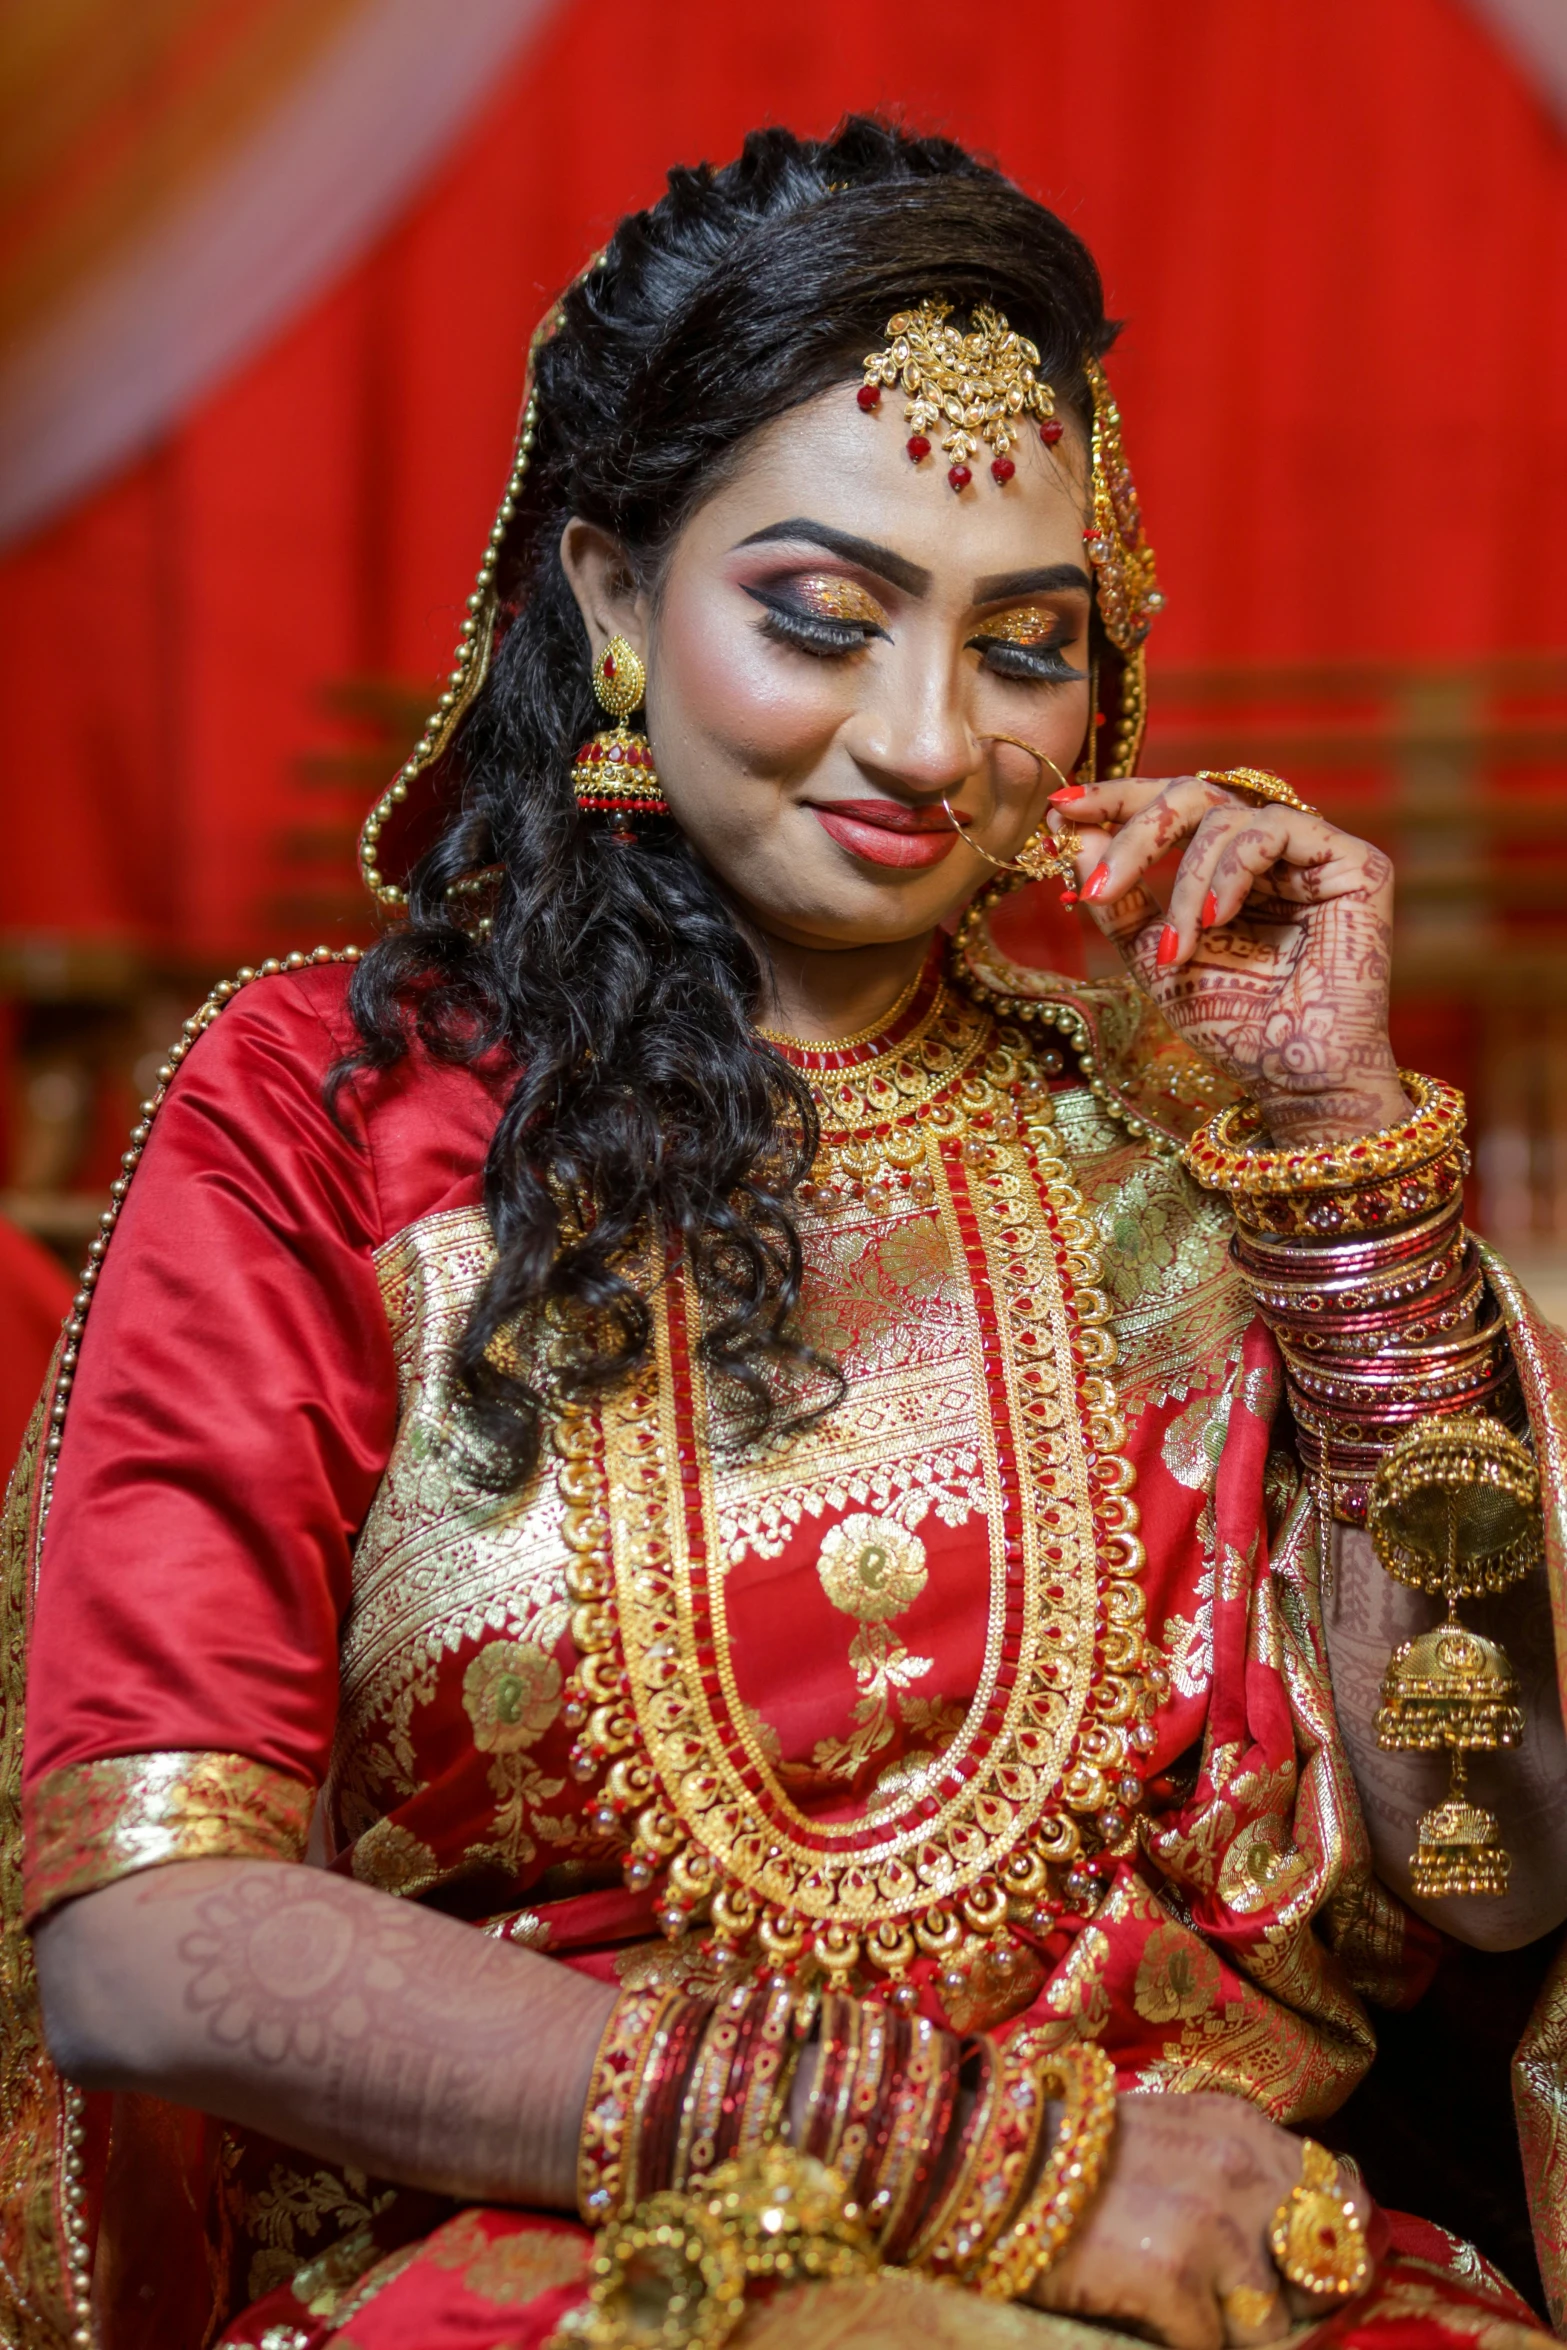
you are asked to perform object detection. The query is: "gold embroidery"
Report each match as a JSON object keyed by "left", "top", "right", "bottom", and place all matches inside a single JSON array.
[
  {"left": 1133, "top": 1921, "right": 1223, "bottom": 2023},
  {"left": 23, "top": 1749, "right": 313, "bottom": 1920},
  {"left": 241, "top": 2161, "right": 396, "bottom": 2306},
  {"left": 1052, "top": 1085, "right": 1251, "bottom": 1419},
  {"left": 425, "top": 2209, "right": 591, "bottom": 2303},
  {"left": 349, "top": 1818, "right": 443, "bottom": 1898},
  {"left": 810, "top": 1516, "right": 934, "bottom": 1784},
  {"left": 462, "top": 1641, "right": 562, "bottom": 1753}
]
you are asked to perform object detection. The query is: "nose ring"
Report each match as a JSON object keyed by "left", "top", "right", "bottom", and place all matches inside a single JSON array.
[{"left": 942, "top": 737, "right": 1078, "bottom": 876}]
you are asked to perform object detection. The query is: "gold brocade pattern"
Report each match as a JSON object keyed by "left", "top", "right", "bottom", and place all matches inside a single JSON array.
[
  {"left": 1052, "top": 1086, "right": 1253, "bottom": 1419},
  {"left": 22, "top": 1750, "right": 314, "bottom": 1921}
]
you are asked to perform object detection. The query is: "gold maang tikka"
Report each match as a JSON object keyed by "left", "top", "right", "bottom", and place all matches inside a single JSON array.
[{"left": 860, "top": 300, "right": 1060, "bottom": 491}]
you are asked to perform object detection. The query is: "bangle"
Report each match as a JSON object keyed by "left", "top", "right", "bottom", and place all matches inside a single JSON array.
[
  {"left": 1187, "top": 1073, "right": 1469, "bottom": 1241},
  {"left": 836, "top": 1996, "right": 895, "bottom": 2200},
  {"left": 1188, "top": 1072, "right": 1461, "bottom": 1195},
  {"left": 915, "top": 2032, "right": 1053, "bottom": 2283},
  {"left": 731, "top": 1978, "right": 802, "bottom": 2156},
  {"left": 673, "top": 1982, "right": 754, "bottom": 2187},
  {"left": 800, "top": 1987, "right": 864, "bottom": 2169},
  {"left": 578, "top": 1986, "right": 693, "bottom": 2226},
  {"left": 867, "top": 2014, "right": 961, "bottom": 2261},
  {"left": 981, "top": 2038, "right": 1118, "bottom": 2300}
]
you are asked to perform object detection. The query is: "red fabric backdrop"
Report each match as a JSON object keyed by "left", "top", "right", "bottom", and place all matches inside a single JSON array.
[{"left": 2, "top": 0, "right": 1566, "bottom": 968}]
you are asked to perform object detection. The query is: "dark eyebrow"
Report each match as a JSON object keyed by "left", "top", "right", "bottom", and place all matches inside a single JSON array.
[
  {"left": 734, "top": 518, "right": 932, "bottom": 598},
  {"left": 972, "top": 562, "right": 1093, "bottom": 604}
]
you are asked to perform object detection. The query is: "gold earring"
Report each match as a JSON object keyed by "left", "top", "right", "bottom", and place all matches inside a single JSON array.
[{"left": 571, "top": 633, "right": 669, "bottom": 830}]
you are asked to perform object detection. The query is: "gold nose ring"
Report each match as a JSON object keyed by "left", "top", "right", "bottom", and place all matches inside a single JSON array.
[{"left": 942, "top": 736, "right": 1077, "bottom": 872}]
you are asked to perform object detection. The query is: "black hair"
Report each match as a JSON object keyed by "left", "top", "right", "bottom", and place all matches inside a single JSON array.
[{"left": 340, "top": 116, "right": 1114, "bottom": 1489}]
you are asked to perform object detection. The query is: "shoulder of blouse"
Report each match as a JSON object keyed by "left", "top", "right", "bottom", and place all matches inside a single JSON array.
[{"left": 151, "top": 958, "right": 517, "bottom": 1251}]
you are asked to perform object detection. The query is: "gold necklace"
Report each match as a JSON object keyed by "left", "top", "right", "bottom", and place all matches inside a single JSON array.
[
  {"left": 556, "top": 1003, "right": 1158, "bottom": 1991},
  {"left": 755, "top": 959, "right": 927, "bottom": 1056}
]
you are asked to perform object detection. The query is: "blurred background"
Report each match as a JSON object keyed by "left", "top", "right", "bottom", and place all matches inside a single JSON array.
[{"left": 1, "top": 0, "right": 1566, "bottom": 1457}]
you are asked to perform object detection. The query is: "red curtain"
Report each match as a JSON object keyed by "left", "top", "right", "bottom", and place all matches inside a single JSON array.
[{"left": 2, "top": 0, "right": 1566, "bottom": 969}]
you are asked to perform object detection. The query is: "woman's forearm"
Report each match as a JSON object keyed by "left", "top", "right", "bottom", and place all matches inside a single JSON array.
[
  {"left": 32, "top": 1856, "right": 616, "bottom": 2209},
  {"left": 1325, "top": 1524, "right": 1567, "bottom": 1950}
]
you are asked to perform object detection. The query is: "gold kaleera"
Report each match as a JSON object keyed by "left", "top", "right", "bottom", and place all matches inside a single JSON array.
[{"left": 1368, "top": 1412, "right": 1543, "bottom": 1897}]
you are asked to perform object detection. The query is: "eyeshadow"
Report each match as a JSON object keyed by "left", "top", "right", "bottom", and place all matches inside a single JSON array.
[
  {"left": 973, "top": 608, "right": 1056, "bottom": 646},
  {"left": 794, "top": 574, "right": 887, "bottom": 625}
]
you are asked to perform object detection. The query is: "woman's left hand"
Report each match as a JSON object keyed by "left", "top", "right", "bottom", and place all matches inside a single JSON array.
[{"left": 1047, "top": 775, "right": 1408, "bottom": 1148}]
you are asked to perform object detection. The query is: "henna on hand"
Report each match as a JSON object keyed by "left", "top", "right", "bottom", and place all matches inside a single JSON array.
[
  {"left": 1029, "top": 2091, "right": 1369, "bottom": 2350},
  {"left": 34, "top": 1856, "right": 616, "bottom": 2209},
  {"left": 1051, "top": 779, "right": 1408, "bottom": 1145}
]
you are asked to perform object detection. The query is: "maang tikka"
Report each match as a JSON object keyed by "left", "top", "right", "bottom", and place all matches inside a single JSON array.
[{"left": 571, "top": 634, "right": 669, "bottom": 834}]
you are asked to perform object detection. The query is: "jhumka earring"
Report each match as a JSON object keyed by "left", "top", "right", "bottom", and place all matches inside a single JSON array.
[
  {"left": 1368, "top": 1412, "right": 1544, "bottom": 1896},
  {"left": 571, "top": 635, "right": 669, "bottom": 835}
]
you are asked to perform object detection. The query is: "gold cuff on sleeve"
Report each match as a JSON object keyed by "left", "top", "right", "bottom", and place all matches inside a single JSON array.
[{"left": 23, "top": 1749, "right": 314, "bottom": 1922}]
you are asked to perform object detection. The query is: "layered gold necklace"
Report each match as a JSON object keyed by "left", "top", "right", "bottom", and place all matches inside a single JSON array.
[{"left": 558, "top": 967, "right": 1159, "bottom": 1992}]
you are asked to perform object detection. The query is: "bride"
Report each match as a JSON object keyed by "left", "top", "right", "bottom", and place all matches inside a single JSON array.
[{"left": 8, "top": 116, "right": 1565, "bottom": 2350}]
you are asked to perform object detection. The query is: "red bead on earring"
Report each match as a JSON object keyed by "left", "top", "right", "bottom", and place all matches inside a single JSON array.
[
  {"left": 857, "top": 383, "right": 881, "bottom": 411},
  {"left": 991, "top": 457, "right": 1015, "bottom": 484},
  {"left": 907, "top": 434, "right": 931, "bottom": 462},
  {"left": 948, "top": 464, "right": 972, "bottom": 491},
  {"left": 1041, "top": 418, "right": 1064, "bottom": 445}
]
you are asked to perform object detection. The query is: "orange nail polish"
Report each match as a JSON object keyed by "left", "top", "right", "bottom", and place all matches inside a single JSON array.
[
  {"left": 1157, "top": 924, "right": 1179, "bottom": 967},
  {"left": 1048, "top": 784, "right": 1087, "bottom": 802},
  {"left": 1200, "top": 890, "right": 1218, "bottom": 928},
  {"left": 1083, "top": 862, "right": 1111, "bottom": 901}
]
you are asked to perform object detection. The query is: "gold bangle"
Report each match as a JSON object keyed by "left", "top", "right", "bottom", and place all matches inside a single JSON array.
[
  {"left": 916, "top": 2032, "right": 1053, "bottom": 2284},
  {"left": 577, "top": 1986, "right": 687, "bottom": 2226},
  {"left": 1268, "top": 2138, "right": 1370, "bottom": 2298},
  {"left": 1187, "top": 1072, "right": 1463, "bottom": 1199},
  {"left": 980, "top": 2039, "right": 1117, "bottom": 2301},
  {"left": 1196, "top": 767, "right": 1323, "bottom": 820}
]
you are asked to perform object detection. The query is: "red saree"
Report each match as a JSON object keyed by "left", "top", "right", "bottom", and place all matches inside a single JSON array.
[{"left": 4, "top": 942, "right": 1563, "bottom": 2349}]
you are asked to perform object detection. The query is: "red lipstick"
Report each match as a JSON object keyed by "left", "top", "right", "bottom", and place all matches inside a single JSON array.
[{"left": 808, "top": 798, "right": 962, "bottom": 869}]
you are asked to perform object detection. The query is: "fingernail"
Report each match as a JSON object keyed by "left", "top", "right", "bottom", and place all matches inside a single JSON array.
[
  {"left": 1157, "top": 924, "right": 1180, "bottom": 967},
  {"left": 1083, "top": 862, "right": 1111, "bottom": 901},
  {"left": 1200, "top": 890, "right": 1218, "bottom": 928},
  {"left": 1048, "top": 784, "right": 1087, "bottom": 802},
  {"left": 1059, "top": 888, "right": 1079, "bottom": 907}
]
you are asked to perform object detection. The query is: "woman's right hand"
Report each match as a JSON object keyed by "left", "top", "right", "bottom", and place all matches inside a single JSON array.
[{"left": 1029, "top": 2090, "right": 1371, "bottom": 2350}]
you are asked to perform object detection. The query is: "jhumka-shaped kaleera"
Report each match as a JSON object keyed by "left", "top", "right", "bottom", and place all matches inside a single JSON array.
[{"left": 1368, "top": 1412, "right": 1544, "bottom": 1896}]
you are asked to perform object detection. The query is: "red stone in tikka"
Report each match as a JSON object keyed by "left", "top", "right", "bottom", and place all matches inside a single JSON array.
[
  {"left": 857, "top": 383, "right": 881, "bottom": 411},
  {"left": 906, "top": 434, "right": 931, "bottom": 462}
]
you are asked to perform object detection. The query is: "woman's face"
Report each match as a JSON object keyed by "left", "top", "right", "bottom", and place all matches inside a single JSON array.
[{"left": 562, "top": 379, "right": 1094, "bottom": 955}]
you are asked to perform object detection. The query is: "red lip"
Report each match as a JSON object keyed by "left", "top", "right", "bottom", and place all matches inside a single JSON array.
[{"left": 807, "top": 798, "right": 964, "bottom": 869}]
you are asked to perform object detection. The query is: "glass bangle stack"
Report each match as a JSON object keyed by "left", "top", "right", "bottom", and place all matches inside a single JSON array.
[
  {"left": 562, "top": 1979, "right": 1116, "bottom": 2350},
  {"left": 1186, "top": 1074, "right": 1544, "bottom": 1901}
]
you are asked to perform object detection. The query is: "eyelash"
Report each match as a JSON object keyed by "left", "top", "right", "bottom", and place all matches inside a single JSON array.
[
  {"left": 749, "top": 590, "right": 883, "bottom": 658},
  {"left": 967, "top": 635, "right": 1084, "bottom": 684},
  {"left": 748, "top": 587, "right": 1085, "bottom": 684}
]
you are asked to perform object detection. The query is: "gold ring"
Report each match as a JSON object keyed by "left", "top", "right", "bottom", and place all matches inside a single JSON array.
[
  {"left": 1197, "top": 767, "right": 1323, "bottom": 822},
  {"left": 1221, "top": 2284, "right": 1284, "bottom": 2333},
  {"left": 1267, "top": 2139, "right": 1370, "bottom": 2299}
]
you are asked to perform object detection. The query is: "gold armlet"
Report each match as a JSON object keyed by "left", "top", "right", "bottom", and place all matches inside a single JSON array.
[{"left": 979, "top": 2039, "right": 1117, "bottom": 2301}]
